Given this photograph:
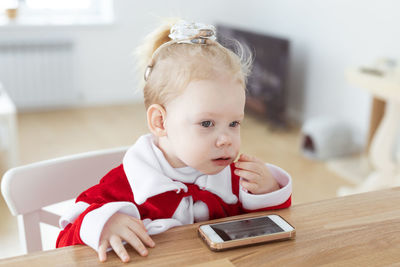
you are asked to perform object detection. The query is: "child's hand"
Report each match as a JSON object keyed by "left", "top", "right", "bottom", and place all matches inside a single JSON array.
[
  {"left": 234, "top": 154, "right": 280, "bottom": 194},
  {"left": 98, "top": 212, "right": 155, "bottom": 263}
]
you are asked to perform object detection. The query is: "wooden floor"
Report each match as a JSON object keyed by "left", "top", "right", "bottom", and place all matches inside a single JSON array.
[{"left": 0, "top": 103, "right": 352, "bottom": 259}]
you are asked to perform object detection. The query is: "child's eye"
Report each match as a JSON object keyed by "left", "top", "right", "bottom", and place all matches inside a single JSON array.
[
  {"left": 229, "top": 121, "right": 241, "bottom": 127},
  {"left": 200, "top": 121, "right": 214, "bottom": 128}
]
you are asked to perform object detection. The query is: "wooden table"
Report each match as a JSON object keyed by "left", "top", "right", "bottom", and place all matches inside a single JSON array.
[{"left": 1, "top": 187, "right": 400, "bottom": 266}]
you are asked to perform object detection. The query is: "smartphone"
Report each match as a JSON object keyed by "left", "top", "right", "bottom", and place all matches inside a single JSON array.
[{"left": 198, "top": 214, "right": 295, "bottom": 251}]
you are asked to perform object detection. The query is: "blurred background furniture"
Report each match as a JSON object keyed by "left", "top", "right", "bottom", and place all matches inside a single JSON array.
[
  {"left": 338, "top": 67, "right": 400, "bottom": 195},
  {"left": 217, "top": 25, "right": 290, "bottom": 127},
  {"left": 1, "top": 146, "right": 127, "bottom": 253},
  {"left": 366, "top": 97, "right": 386, "bottom": 151},
  {"left": 300, "top": 117, "right": 357, "bottom": 160},
  {"left": 0, "top": 83, "right": 18, "bottom": 169}
]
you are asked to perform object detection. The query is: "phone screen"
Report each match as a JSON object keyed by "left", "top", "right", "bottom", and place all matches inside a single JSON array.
[{"left": 210, "top": 217, "right": 284, "bottom": 241}]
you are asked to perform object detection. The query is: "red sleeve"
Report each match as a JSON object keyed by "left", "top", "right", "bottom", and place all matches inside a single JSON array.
[
  {"left": 56, "top": 164, "right": 133, "bottom": 248},
  {"left": 56, "top": 203, "right": 104, "bottom": 247},
  {"left": 56, "top": 164, "right": 184, "bottom": 248}
]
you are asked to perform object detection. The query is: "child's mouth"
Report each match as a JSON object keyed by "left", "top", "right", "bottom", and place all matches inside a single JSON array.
[{"left": 212, "top": 157, "right": 232, "bottom": 166}]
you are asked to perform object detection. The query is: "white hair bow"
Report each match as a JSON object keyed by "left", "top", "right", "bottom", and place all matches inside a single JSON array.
[
  {"left": 168, "top": 20, "right": 216, "bottom": 44},
  {"left": 144, "top": 20, "right": 217, "bottom": 81}
]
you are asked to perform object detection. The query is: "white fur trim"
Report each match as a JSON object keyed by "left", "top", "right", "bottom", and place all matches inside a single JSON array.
[
  {"left": 59, "top": 201, "right": 89, "bottom": 229},
  {"left": 123, "top": 135, "right": 187, "bottom": 205},
  {"left": 171, "top": 196, "right": 194, "bottom": 225},
  {"left": 196, "top": 166, "right": 238, "bottom": 204},
  {"left": 143, "top": 218, "right": 183, "bottom": 235},
  {"left": 193, "top": 201, "right": 210, "bottom": 222},
  {"left": 80, "top": 202, "right": 140, "bottom": 251},
  {"left": 239, "top": 164, "right": 292, "bottom": 210},
  {"left": 123, "top": 134, "right": 238, "bottom": 205}
]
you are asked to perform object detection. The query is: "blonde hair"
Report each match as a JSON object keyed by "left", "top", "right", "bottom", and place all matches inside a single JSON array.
[{"left": 136, "top": 19, "right": 252, "bottom": 109}]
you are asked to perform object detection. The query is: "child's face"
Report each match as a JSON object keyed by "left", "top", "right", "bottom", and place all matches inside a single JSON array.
[{"left": 161, "top": 75, "right": 245, "bottom": 174}]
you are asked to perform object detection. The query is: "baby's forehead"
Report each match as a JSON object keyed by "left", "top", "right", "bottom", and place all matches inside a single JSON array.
[
  {"left": 164, "top": 76, "right": 246, "bottom": 117},
  {"left": 189, "top": 109, "right": 245, "bottom": 119}
]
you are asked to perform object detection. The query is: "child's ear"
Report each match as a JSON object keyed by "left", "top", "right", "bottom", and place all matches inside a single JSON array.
[{"left": 147, "top": 104, "right": 167, "bottom": 137}]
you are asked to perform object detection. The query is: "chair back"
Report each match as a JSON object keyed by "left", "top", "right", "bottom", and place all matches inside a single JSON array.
[{"left": 1, "top": 146, "right": 127, "bottom": 253}]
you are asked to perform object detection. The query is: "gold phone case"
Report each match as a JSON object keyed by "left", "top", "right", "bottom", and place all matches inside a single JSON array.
[{"left": 198, "top": 215, "right": 296, "bottom": 251}]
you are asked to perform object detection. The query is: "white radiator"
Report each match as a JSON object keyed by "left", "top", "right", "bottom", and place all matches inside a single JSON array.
[{"left": 0, "top": 40, "right": 78, "bottom": 110}]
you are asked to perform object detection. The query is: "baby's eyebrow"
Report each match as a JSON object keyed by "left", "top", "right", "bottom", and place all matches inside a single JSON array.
[{"left": 194, "top": 112, "right": 244, "bottom": 119}]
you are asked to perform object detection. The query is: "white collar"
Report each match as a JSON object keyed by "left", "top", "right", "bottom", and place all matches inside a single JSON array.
[{"left": 122, "top": 134, "right": 238, "bottom": 205}]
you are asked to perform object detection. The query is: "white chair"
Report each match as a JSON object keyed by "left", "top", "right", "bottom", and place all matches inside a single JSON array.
[{"left": 1, "top": 146, "right": 128, "bottom": 253}]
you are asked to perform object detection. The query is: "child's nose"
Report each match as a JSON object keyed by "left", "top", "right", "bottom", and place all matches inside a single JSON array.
[{"left": 216, "top": 133, "right": 232, "bottom": 147}]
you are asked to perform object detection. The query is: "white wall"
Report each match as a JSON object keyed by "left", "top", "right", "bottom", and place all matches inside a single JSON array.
[
  {"left": 236, "top": 0, "right": 400, "bottom": 141},
  {"left": 2, "top": 0, "right": 400, "bottom": 142}
]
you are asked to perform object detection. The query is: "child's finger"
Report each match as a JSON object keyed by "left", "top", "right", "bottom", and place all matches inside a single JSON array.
[
  {"left": 109, "top": 235, "right": 130, "bottom": 262},
  {"left": 133, "top": 227, "right": 155, "bottom": 248},
  {"left": 235, "top": 161, "right": 262, "bottom": 176},
  {"left": 128, "top": 216, "right": 147, "bottom": 232},
  {"left": 98, "top": 240, "right": 109, "bottom": 262},
  {"left": 234, "top": 168, "right": 259, "bottom": 182},
  {"left": 126, "top": 218, "right": 155, "bottom": 248},
  {"left": 122, "top": 230, "right": 149, "bottom": 257},
  {"left": 240, "top": 179, "right": 258, "bottom": 192},
  {"left": 238, "top": 153, "right": 263, "bottom": 163}
]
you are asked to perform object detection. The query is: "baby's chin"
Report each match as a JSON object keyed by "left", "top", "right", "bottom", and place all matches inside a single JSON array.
[{"left": 196, "top": 164, "right": 231, "bottom": 175}]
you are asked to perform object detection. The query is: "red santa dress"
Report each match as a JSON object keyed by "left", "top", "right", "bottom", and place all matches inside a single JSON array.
[{"left": 56, "top": 134, "right": 292, "bottom": 251}]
